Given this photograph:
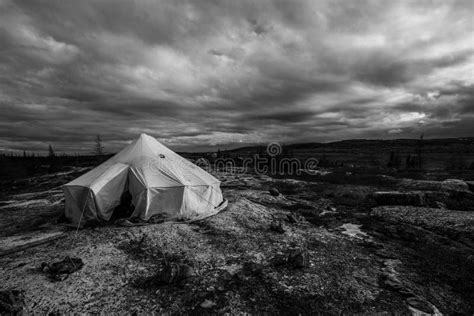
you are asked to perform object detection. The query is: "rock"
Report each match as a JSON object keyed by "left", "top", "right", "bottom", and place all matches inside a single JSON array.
[
  {"left": 372, "top": 191, "right": 425, "bottom": 207},
  {"left": 269, "top": 221, "right": 285, "bottom": 233},
  {"left": 53, "top": 274, "right": 69, "bottom": 282},
  {"left": 372, "top": 188, "right": 461, "bottom": 209},
  {"left": 272, "top": 250, "right": 310, "bottom": 268},
  {"left": 269, "top": 187, "right": 280, "bottom": 196},
  {"left": 434, "top": 201, "right": 447, "bottom": 209},
  {"left": 399, "top": 288, "right": 415, "bottom": 296},
  {"left": 243, "top": 262, "right": 264, "bottom": 276},
  {"left": 232, "top": 261, "right": 266, "bottom": 283},
  {"left": 180, "top": 265, "right": 195, "bottom": 278},
  {"left": 159, "top": 263, "right": 194, "bottom": 284},
  {"left": 287, "top": 248, "right": 310, "bottom": 269},
  {"left": 400, "top": 178, "right": 469, "bottom": 193},
  {"left": 200, "top": 299, "right": 216, "bottom": 308},
  {"left": 441, "top": 179, "right": 469, "bottom": 192},
  {"left": 371, "top": 206, "right": 474, "bottom": 236},
  {"left": 40, "top": 262, "right": 50, "bottom": 272},
  {"left": 286, "top": 214, "right": 299, "bottom": 223},
  {"left": 446, "top": 189, "right": 474, "bottom": 201},
  {"left": 271, "top": 253, "right": 288, "bottom": 267},
  {"left": 221, "top": 264, "right": 242, "bottom": 276},
  {"left": 406, "top": 297, "right": 435, "bottom": 314},
  {"left": 41, "top": 256, "right": 84, "bottom": 282},
  {"left": 380, "top": 259, "right": 405, "bottom": 291},
  {"left": 384, "top": 278, "right": 403, "bottom": 290},
  {"left": 423, "top": 191, "right": 450, "bottom": 207}
]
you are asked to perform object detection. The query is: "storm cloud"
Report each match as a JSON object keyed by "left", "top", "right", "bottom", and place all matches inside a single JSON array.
[{"left": 0, "top": 0, "right": 473, "bottom": 153}]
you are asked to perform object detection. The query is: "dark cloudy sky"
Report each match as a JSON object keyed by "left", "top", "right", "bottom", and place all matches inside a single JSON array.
[{"left": 0, "top": 0, "right": 473, "bottom": 153}]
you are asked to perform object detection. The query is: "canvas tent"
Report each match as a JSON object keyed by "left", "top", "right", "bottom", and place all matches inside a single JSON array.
[{"left": 63, "top": 133, "right": 224, "bottom": 225}]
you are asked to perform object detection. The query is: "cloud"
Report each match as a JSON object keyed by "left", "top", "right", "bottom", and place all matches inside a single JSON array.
[
  {"left": 0, "top": 0, "right": 473, "bottom": 153},
  {"left": 388, "top": 129, "right": 403, "bottom": 135}
]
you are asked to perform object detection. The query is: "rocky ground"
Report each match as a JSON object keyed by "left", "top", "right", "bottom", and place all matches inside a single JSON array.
[{"left": 0, "top": 167, "right": 473, "bottom": 314}]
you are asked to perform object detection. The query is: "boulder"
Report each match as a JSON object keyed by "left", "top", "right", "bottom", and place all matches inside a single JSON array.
[
  {"left": 441, "top": 179, "right": 469, "bottom": 192},
  {"left": 372, "top": 191, "right": 425, "bottom": 207},
  {"left": 371, "top": 206, "right": 474, "bottom": 237},
  {"left": 423, "top": 191, "right": 450, "bottom": 207},
  {"left": 406, "top": 297, "right": 436, "bottom": 314},
  {"left": 372, "top": 190, "right": 456, "bottom": 208},
  {"left": 400, "top": 178, "right": 469, "bottom": 193},
  {"left": 399, "top": 179, "right": 441, "bottom": 191}
]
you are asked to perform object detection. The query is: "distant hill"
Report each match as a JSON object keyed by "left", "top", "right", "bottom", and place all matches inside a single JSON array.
[
  {"left": 224, "top": 137, "right": 474, "bottom": 154},
  {"left": 203, "top": 137, "right": 474, "bottom": 171}
]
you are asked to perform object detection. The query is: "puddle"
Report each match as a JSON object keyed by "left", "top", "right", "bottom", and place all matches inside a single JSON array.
[{"left": 339, "top": 223, "right": 370, "bottom": 240}]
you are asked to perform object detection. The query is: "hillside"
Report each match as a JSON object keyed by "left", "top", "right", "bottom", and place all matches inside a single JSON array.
[{"left": 1, "top": 163, "right": 473, "bottom": 313}]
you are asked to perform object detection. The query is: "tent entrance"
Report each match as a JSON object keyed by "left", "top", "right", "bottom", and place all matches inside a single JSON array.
[
  {"left": 108, "top": 167, "right": 145, "bottom": 221},
  {"left": 89, "top": 163, "right": 130, "bottom": 222},
  {"left": 109, "top": 180, "right": 135, "bottom": 221}
]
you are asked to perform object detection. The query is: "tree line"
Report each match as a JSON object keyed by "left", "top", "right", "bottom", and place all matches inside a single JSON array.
[{"left": 1, "top": 135, "right": 105, "bottom": 158}]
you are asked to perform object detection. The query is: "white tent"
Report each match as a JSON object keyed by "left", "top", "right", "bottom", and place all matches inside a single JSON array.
[{"left": 62, "top": 133, "right": 224, "bottom": 225}]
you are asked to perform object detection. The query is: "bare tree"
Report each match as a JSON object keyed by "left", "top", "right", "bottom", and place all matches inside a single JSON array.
[
  {"left": 48, "top": 144, "right": 55, "bottom": 157},
  {"left": 416, "top": 133, "right": 424, "bottom": 169},
  {"left": 94, "top": 135, "right": 105, "bottom": 156}
]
